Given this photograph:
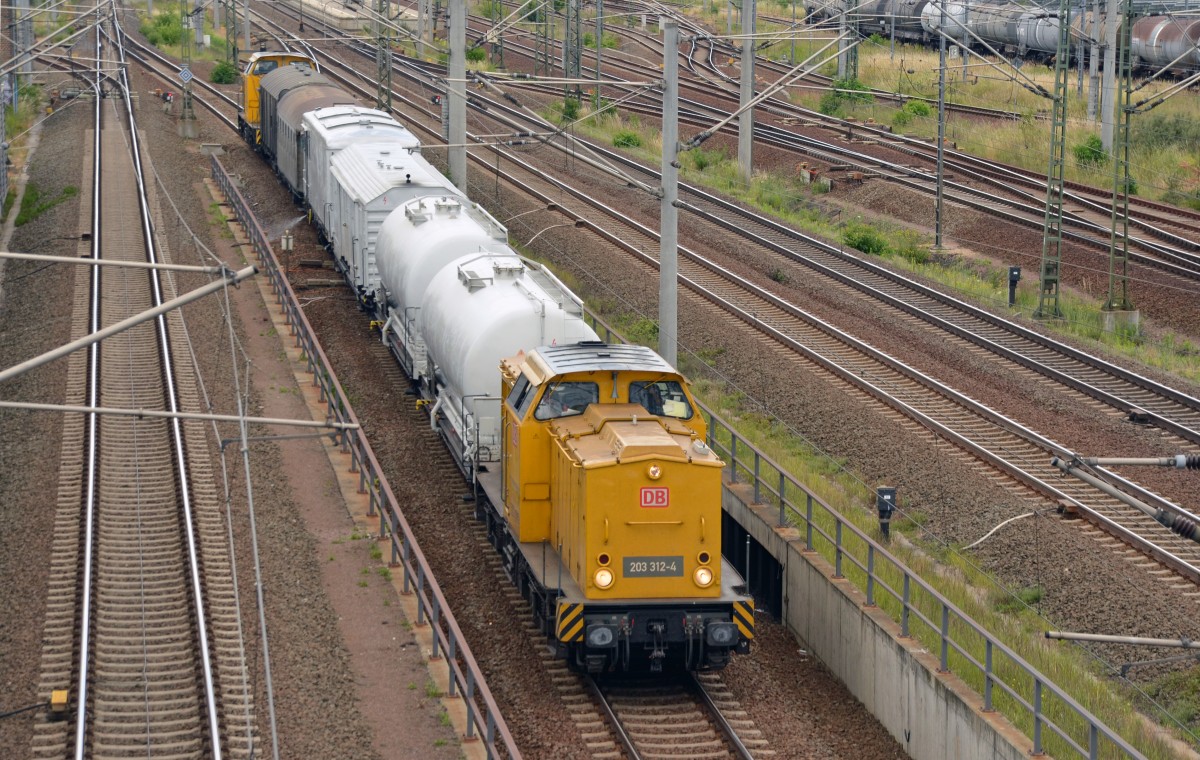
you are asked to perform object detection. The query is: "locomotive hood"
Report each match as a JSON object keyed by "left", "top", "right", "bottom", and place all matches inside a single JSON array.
[{"left": 550, "top": 404, "right": 723, "bottom": 469}]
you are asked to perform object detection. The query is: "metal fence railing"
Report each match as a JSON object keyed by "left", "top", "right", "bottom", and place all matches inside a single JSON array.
[{"left": 211, "top": 156, "right": 520, "bottom": 759}]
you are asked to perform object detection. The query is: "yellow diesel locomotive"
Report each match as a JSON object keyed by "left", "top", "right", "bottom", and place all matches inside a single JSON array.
[{"left": 476, "top": 342, "right": 754, "bottom": 672}]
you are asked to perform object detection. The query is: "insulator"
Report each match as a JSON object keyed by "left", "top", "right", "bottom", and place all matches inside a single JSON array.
[
  {"left": 1161, "top": 510, "right": 1200, "bottom": 544},
  {"left": 1182, "top": 455, "right": 1200, "bottom": 470},
  {"left": 1175, "top": 516, "right": 1198, "bottom": 543}
]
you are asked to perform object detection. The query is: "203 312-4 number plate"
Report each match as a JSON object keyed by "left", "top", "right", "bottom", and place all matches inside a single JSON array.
[{"left": 623, "top": 556, "right": 684, "bottom": 578}]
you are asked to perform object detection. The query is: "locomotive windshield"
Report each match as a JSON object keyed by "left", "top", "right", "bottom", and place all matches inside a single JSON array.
[
  {"left": 630, "top": 380, "right": 693, "bottom": 419},
  {"left": 506, "top": 374, "right": 537, "bottom": 419},
  {"left": 534, "top": 382, "right": 599, "bottom": 421}
]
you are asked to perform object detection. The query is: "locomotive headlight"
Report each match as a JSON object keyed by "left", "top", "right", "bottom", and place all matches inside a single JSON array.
[
  {"left": 587, "top": 623, "right": 617, "bottom": 648},
  {"left": 693, "top": 566, "right": 714, "bottom": 588},
  {"left": 594, "top": 567, "right": 615, "bottom": 589},
  {"left": 647, "top": 464, "right": 662, "bottom": 480},
  {"left": 706, "top": 621, "right": 737, "bottom": 647}
]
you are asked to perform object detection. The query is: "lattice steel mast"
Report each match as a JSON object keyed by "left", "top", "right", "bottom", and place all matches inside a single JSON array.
[
  {"left": 534, "top": 0, "right": 553, "bottom": 77},
  {"left": 376, "top": 0, "right": 392, "bottom": 112},
  {"left": 1104, "top": 0, "right": 1134, "bottom": 314},
  {"left": 564, "top": 0, "right": 581, "bottom": 99},
  {"left": 1035, "top": 0, "right": 1071, "bottom": 319}
]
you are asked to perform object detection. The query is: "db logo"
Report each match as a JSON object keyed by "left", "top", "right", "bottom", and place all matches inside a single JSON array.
[{"left": 640, "top": 487, "right": 669, "bottom": 508}]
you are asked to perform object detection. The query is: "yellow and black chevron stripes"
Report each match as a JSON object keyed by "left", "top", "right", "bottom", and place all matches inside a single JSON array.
[
  {"left": 733, "top": 600, "right": 755, "bottom": 640},
  {"left": 556, "top": 602, "right": 584, "bottom": 642}
]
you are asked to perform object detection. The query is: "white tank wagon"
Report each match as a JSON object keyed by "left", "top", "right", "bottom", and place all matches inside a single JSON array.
[
  {"left": 325, "top": 143, "right": 460, "bottom": 300},
  {"left": 1132, "top": 15, "right": 1200, "bottom": 70},
  {"left": 375, "top": 195, "right": 509, "bottom": 378},
  {"left": 302, "top": 105, "right": 422, "bottom": 244},
  {"left": 416, "top": 253, "right": 599, "bottom": 476}
]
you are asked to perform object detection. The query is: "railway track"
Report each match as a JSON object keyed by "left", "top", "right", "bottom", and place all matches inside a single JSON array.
[
  {"left": 587, "top": 674, "right": 768, "bottom": 760},
  {"left": 242, "top": 1, "right": 1200, "bottom": 588},
  {"left": 28, "top": 21, "right": 256, "bottom": 759}
]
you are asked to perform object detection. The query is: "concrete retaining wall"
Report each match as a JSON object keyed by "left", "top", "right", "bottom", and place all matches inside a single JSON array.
[{"left": 724, "top": 480, "right": 1033, "bottom": 760}]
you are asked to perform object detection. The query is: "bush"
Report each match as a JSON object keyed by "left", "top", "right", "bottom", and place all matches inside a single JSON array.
[
  {"left": 466, "top": 46, "right": 486, "bottom": 62},
  {"left": 833, "top": 77, "right": 873, "bottom": 104},
  {"left": 613, "top": 130, "right": 641, "bottom": 148},
  {"left": 1072, "top": 134, "right": 1107, "bottom": 166},
  {"left": 141, "top": 12, "right": 182, "bottom": 47},
  {"left": 561, "top": 97, "right": 580, "bottom": 121},
  {"left": 903, "top": 99, "right": 931, "bottom": 117},
  {"left": 842, "top": 221, "right": 888, "bottom": 255},
  {"left": 891, "top": 109, "right": 912, "bottom": 128},
  {"left": 210, "top": 61, "right": 237, "bottom": 84},
  {"left": 819, "top": 91, "right": 844, "bottom": 116},
  {"left": 821, "top": 77, "right": 873, "bottom": 116}
]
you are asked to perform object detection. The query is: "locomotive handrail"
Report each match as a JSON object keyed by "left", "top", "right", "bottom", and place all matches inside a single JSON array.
[
  {"left": 579, "top": 312, "right": 1157, "bottom": 760},
  {"left": 210, "top": 155, "right": 521, "bottom": 760}
]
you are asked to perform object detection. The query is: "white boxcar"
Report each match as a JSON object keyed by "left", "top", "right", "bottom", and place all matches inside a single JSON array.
[
  {"left": 302, "top": 106, "right": 421, "bottom": 240},
  {"left": 327, "top": 143, "right": 457, "bottom": 299},
  {"left": 419, "top": 254, "right": 599, "bottom": 472},
  {"left": 375, "top": 194, "right": 508, "bottom": 377}
]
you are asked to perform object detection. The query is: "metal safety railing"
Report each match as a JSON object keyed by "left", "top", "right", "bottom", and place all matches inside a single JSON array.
[
  {"left": 582, "top": 312, "right": 1157, "bottom": 759},
  {"left": 211, "top": 157, "right": 520, "bottom": 759}
]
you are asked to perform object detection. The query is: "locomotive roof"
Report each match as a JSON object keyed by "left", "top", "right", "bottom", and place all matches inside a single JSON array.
[{"left": 534, "top": 343, "right": 676, "bottom": 376}]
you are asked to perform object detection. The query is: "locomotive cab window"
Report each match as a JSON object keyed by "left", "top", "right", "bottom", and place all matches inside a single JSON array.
[
  {"left": 506, "top": 374, "right": 537, "bottom": 419},
  {"left": 630, "top": 380, "right": 693, "bottom": 419},
  {"left": 534, "top": 382, "right": 599, "bottom": 421},
  {"left": 252, "top": 60, "right": 279, "bottom": 75}
]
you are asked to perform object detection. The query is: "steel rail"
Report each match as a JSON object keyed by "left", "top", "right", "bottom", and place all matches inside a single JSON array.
[
  {"left": 463, "top": 21, "right": 1200, "bottom": 273},
  {"left": 654, "top": 19, "right": 1200, "bottom": 242},
  {"left": 113, "top": 22, "right": 226, "bottom": 757},
  {"left": 689, "top": 673, "right": 757, "bottom": 760},
  {"left": 72, "top": 26, "right": 103, "bottom": 759},
  {"left": 582, "top": 677, "right": 641, "bottom": 760}
]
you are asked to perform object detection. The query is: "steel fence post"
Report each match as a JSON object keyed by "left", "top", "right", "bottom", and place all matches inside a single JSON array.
[{"left": 866, "top": 546, "right": 875, "bottom": 606}]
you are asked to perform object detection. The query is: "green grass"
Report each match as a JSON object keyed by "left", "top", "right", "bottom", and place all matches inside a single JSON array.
[
  {"left": 1140, "top": 667, "right": 1200, "bottom": 736},
  {"left": 15, "top": 184, "right": 78, "bottom": 226}
]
